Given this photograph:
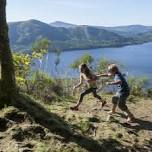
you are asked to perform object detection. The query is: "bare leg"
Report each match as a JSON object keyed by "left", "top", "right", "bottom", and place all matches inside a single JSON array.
[
  {"left": 70, "top": 88, "right": 93, "bottom": 110},
  {"left": 125, "top": 109, "right": 134, "bottom": 122},
  {"left": 71, "top": 101, "right": 81, "bottom": 110},
  {"left": 118, "top": 95, "right": 134, "bottom": 122},
  {"left": 107, "top": 95, "right": 119, "bottom": 114},
  {"left": 108, "top": 104, "right": 117, "bottom": 114},
  {"left": 92, "top": 89, "right": 106, "bottom": 108}
]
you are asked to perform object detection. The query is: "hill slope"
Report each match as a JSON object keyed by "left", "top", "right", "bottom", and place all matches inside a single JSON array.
[{"left": 0, "top": 94, "right": 152, "bottom": 152}]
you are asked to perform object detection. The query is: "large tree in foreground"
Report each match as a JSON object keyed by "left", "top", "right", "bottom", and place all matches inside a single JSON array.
[{"left": 0, "top": 0, "right": 16, "bottom": 107}]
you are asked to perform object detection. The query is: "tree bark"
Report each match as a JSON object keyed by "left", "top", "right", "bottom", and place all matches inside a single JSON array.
[{"left": 0, "top": 0, "right": 16, "bottom": 107}]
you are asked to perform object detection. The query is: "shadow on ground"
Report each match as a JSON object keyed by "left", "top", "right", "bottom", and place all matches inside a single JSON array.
[
  {"left": 117, "top": 112, "right": 152, "bottom": 132},
  {"left": 12, "top": 94, "right": 115, "bottom": 152},
  {"left": 11, "top": 94, "right": 152, "bottom": 152},
  {"left": 120, "top": 118, "right": 152, "bottom": 132}
]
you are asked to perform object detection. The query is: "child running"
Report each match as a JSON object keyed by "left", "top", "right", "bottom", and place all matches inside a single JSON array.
[
  {"left": 100, "top": 64, "right": 134, "bottom": 122},
  {"left": 70, "top": 63, "right": 106, "bottom": 110}
]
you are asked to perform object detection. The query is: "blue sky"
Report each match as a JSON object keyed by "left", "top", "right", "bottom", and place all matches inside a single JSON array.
[{"left": 7, "top": 0, "right": 152, "bottom": 26}]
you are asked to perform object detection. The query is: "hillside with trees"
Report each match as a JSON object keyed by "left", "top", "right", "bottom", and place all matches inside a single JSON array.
[{"left": 8, "top": 20, "right": 152, "bottom": 52}]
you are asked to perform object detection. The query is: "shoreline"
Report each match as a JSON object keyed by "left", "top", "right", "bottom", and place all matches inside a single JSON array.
[{"left": 12, "top": 41, "right": 152, "bottom": 53}]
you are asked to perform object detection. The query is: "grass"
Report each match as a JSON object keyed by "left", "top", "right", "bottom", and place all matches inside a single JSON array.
[{"left": 0, "top": 93, "right": 152, "bottom": 152}]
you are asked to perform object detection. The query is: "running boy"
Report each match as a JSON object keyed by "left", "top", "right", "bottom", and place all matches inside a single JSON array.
[
  {"left": 70, "top": 63, "right": 106, "bottom": 110},
  {"left": 100, "top": 64, "right": 134, "bottom": 122}
]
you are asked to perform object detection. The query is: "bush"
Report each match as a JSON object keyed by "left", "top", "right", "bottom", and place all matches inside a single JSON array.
[
  {"left": 69, "top": 53, "right": 94, "bottom": 69},
  {"left": 23, "top": 71, "right": 65, "bottom": 103},
  {"left": 145, "top": 88, "right": 152, "bottom": 98},
  {"left": 128, "top": 76, "right": 149, "bottom": 97},
  {"left": 13, "top": 53, "right": 31, "bottom": 87},
  {"left": 96, "top": 58, "right": 111, "bottom": 73}
]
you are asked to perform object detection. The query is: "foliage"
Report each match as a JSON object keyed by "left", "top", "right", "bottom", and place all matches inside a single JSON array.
[
  {"left": 13, "top": 53, "right": 31, "bottom": 86},
  {"left": 13, "top": 38, "right": 50, "bottom": 87},
  {"left": 96, "top": 57, "right": 111, "bottom": 72},
  {"left": 13, "top": 41, "right": 152, "bottom": 103},
  {"left": 69, "top": 53, "right": 94, "bottom": 69},
  {"left": 32, "top": 38, "right": 50, "bottom": 52},
  {"left": 31, "top": 38, "right": 50, "bottom": 58},
  {"left": 25, "top": 71, "right": 64, "bottom": 103},
  {"left": 12, "top": 38, "right": 74, "bottom": 103},
  {"left": 146, "top": 88, "right": 152, "bottom": 98},
  {"left": 128, "top": 76, "right": 149, "bottom": 96}
]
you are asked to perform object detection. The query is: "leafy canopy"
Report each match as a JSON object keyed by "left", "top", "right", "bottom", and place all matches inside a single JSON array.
[{"left": 69, "top": 53, "right": 94, "bottom": 69}]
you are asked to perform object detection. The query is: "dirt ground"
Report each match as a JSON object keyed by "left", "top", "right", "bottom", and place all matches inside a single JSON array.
[{"left": 0, "top": 95, "right": 152, "bottom": 152}]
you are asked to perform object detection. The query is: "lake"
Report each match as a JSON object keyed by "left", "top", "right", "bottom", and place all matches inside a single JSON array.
[{"left": 35, "top": 42, "right": 152, "bottom": 86}]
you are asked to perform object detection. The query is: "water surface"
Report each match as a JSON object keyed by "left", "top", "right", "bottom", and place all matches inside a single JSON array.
[{"left": 35, "top": 42, "right": 152, "bottom": 85}]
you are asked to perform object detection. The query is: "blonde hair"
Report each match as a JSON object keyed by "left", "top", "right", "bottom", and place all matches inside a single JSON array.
[{"left": 108, "top": 64, "right": 119, "bottom": 73}]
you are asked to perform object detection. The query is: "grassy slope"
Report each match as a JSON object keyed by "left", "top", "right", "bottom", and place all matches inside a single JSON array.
[{"left": 0, "top": 94, "right": 152, "bottom": 152}]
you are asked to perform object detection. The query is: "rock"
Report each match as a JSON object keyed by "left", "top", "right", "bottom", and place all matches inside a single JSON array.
[
  {"left": 143, "top": 139, "right": 152, "bottom": 148},
  {"left": 87, "top": 123, "right": 98, "bottom": 136},
  {"left": 106, "top": 115, "right": 115, "bottom": 122},
  {"left": 11, "top": 124, "right": 45, "bottom": 141},
  {"left": 45, "top": 132, "right": 54, "bottom": 140},
  {"left": 19, "top": 148, "right": 32, "bottom": 152},
  {"left": 22, "top": 143, "right": 34, "bottom": 149},
  {"left": 0, "top": 134, "right": 5, "bottom": 139},
  {"left": 4, "top": 108, "right": 33, "bottom": 124},
  {"left": 88, "top": 116, "right": 100, "bottom": 123},
  {"left": 45, "top": 133, "right": 65, "bottom": 141},
  {"left": 131, "top": 143, "right": 152, "bottom": 152},
  {"left": 116, "top": 133, "right": 123, "bottom": 138},
  {"left": 0, "top": 117, "right": 12, "bottom": 132},
  {"left": 127, "top": 130, "right": 138, "bottom": 136},
  {"left": 134, "top": 138, "right": 139, "bottom": 143},
  {"left": 22, "top": 124, "right": 46, "bottom": 139},
  {"left": 11, "top": 127, "right": 24, "bottom": 141}
]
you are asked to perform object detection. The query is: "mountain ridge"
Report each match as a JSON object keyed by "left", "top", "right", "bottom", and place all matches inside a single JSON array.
[
  {"left": 8, "top": 19, "right": 152, "bottom": 51},
  {"left": 50, "top": 21, "right": 77, "bottom": 28}
]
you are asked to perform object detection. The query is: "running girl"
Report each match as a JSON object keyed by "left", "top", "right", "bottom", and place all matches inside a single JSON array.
[{"left": 70, "top": 63, "right": 106, "bottom": 110}]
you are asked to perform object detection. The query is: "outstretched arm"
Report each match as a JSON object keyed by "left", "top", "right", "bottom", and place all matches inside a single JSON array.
[
  {"left": 73, "top": 74, "right": 83, "bottom": 89},
  {"left": 97, "top": 73, "right": 112, "bottom": 77},
  {"left": 106, "top": 74, "right": 122, "bottom": 85},
  {"left": 106, "top": 80, "right": 122, "bottom": 85}
]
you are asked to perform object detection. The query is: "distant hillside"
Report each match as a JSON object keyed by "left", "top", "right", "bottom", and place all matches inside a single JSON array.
[
  {"left": 8, "top": 20, "right": 152, "bottom": 51},
  {"left": 9, "top": 20, "right": 73, "bottom": 51},
  {"left": 102, "top": 25, "right": 152, "bottom": 37},
  {"left": 50, "top": 22, "right": 152, "bottom": 37},
  {"left": 133, "top": 31, "right": 152, "bottom": 42}
]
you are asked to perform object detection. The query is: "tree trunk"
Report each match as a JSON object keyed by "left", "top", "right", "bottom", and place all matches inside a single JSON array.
[{"left": 0, "top": 0, "right": 16, "bottom": 107}]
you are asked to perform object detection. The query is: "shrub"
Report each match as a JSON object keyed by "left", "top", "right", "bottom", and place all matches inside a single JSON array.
[
  {"left": 145, "top": 88, "right": 152, "bottom": 98},
  {"left": 69, "top": 53, "right": 94, "bottom": 69},
  {"left": 13, "top": 53, "right": 31, "bottom": 87},
  {"left": 96, "top": 58, "right": 111, "bottom": 73},
  {"left": 128, "top": 76, "right": 149, "bottom": 97},
  {"left": 27, "top": 71, "right": 65, "bottom": 103}
]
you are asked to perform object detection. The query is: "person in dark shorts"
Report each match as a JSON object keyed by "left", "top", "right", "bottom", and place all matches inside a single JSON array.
[
  {"left": 105, "top": 64, "right": 134, "bottom": 122},
  {"left": 70, "top": 63, "right": 106, "bottom": 111}
]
